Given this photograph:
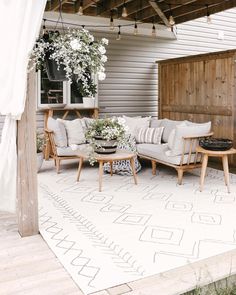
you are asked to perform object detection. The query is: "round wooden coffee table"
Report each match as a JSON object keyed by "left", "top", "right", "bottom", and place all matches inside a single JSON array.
[
  {"left": 196, "top": 146, "right": 236, "bottom": 193},
  {"left": 76, "top": 150, "right": 138, "bottom": 192}
]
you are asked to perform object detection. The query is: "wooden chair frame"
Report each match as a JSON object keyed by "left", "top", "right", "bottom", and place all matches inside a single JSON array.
[
  {"left": 138, "top": 132, "right": 213, "bottom": 185},
  {"left": 45, "top": 128, "right": 79, "bottom": 173}
]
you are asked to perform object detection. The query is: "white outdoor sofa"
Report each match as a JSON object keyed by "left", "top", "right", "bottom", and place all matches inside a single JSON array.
[{"left": 44, "top": 116, "right": 212, "bottom": 184}]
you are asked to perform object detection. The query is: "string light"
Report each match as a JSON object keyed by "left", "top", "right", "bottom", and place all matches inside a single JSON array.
[
  {"left": 152, "top": 22, "right": 156, "bottom": 37},
  {"left": 206, "top": 4, "right": 212, "bottom": 24},
  {"left": 116, "top": 25, "right": 121, "bottom": 40},
  {"left": 42, "top": 19, "right": 46, "bottom": 35},
  {"left": 78, "top": 0, "right": 83, "bottom": 16},
  {"left": 110, "top": 10, "right": 114, "bottom": 30},
  {"left": 122, "top": 1, "right": 128, "bottom": 18},
  {"left": 134, "top": 18, "right": 138, "bottom": 35},
  {"left": 168, "top": 4, "right": 175, "bottom": 26}
]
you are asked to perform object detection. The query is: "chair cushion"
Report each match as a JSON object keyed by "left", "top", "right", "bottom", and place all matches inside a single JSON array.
[
  {"left": 167, "top": 122, "right": 211, "bottom": 156},
  {"left": 161, "top": 119, "right": 186, "bottom": 143},
  {"left": 136, "top": 127, "right": 164, "bottom": 144},
  {"left": 137, "top": 143, "right": 200, "bottom": 166},
  {"left": 123, "top": 115, "right": 151, "bottom": 137},
  {"left": 56, "top": 144, "right": 89, "bottom": 156},
  {"left": 58, "top": 118, "right": 86, "bottom": 145},
  {"left": 47, "top": 117, "right": 67, "bottom": 148}
]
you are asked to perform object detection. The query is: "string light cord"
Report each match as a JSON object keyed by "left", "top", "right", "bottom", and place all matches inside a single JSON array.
[{"left": 43, "top": 18, "right": 145, "bottom": 29}]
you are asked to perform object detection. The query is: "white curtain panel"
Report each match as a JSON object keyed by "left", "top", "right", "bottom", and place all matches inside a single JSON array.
[{"left": 0, "top": 0, "right": 47, "bottom": 212}]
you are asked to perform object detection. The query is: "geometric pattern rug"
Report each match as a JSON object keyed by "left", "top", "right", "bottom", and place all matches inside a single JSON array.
[{"left": 38, "top": 163, "right": 236, "bottom": 294}]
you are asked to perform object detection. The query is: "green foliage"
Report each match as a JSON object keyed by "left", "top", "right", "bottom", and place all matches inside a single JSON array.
[{"left": 36, "top": 132, "right": 44, "bottom": 153}]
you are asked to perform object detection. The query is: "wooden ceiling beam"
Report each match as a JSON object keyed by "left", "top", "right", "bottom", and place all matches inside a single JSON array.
[
  {"left": 50, "top": 0, "right": 68, "bottom": 11},
  {"left": 98, "top": 0, "right": 134, "bottom": 16},
  {"left": 149, "top": 0, "right": 170, "bottom": 27},
  {"left": 174, "top": 0, "right": 236, "bottom": 24}
]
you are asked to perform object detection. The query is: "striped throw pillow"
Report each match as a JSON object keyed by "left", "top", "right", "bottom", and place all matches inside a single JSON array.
[{"left": 136, "top": 127, "right": 164, "bottom": 144}]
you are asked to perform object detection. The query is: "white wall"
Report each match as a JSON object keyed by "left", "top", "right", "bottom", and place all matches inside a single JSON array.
[{"left": 1, "top": 7, "right": 236, "bottom": 136}]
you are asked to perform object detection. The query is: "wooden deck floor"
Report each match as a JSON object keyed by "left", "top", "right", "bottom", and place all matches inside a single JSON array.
[{"left": 0, "top": 211, "right": 81, "bottom": 295}]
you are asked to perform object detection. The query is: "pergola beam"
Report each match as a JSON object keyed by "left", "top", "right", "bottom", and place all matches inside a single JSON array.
[
  {"left": 51, "top": 0, "right": 68, "bottom": 11},
  {"left": 174, "top": 0, "right": 236, "bottom": 24},
  {"left": 17, "top": 69, "right": 38, "bottom": 238},
  {"left": 149, "top": 0, "right": 170, "bottom": 27}
]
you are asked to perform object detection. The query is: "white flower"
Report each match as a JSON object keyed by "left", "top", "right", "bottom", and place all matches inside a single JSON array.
[
  {"left": 89, "top": 35, "right": 94, "bottom": 42},
  {"left": 101, "top": 55, "right": 107, "bottom": 62},
  {"left": 98, "top": 72, "right": 106, "bottom": 81},
  {"left": 101, "top": 38, "right": 109, "bottom": 45},
  {"left": 98, "top": 45, "right": 106, "bottom": 54},
  {"left": 70, "top": 39, "right": 81, "bottom": 50},
  {"left": 73, "top": 66, "right": 81, "bottom": 75}
]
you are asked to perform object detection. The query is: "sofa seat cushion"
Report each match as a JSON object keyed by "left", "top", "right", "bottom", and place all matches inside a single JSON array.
[
  {"left": 137, "top": 144, "right": 201, "bottom": 166},
  {"left": 56, "top": 144, "right": 89, "bottom": 156}
]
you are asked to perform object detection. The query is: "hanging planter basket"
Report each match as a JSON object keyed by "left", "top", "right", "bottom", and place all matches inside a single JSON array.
[{"left": 44, "top": 53, "right": 68, "bottom": 82}]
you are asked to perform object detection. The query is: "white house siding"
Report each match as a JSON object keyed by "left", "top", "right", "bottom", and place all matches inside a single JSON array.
[
  {"left": 98, "top": 7, "right": 236, "bottom": 117},
  {"left": 1, "top": 8, "right": 236, "bottom": 137}
]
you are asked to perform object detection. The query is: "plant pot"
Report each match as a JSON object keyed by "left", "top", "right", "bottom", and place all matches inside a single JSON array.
[
  {"left": 37, "top": 152, "right": 44, "bottom": 172},
  {"left": 83, "top": 97, "right": 95, "bottom": 108},
  {"left": 94, "top": 136, "right": 118, "bottom": 154},
  {"left": 44, "top": 54, "right": 67, "bottom": 82}
]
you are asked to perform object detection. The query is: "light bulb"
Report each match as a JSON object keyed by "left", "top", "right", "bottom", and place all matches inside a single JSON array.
[
  {"left": 116, "top": 32, "right": 121, "bottom": 40},
  {"left": 117, "top": 26, "right": 121, "bottom": 40},
  {"left": 152, "top": 24, "right": 156, "bottom": 37},
  {"left": 78, "top": 6, "right": 83, "bottom": 15},
  {"left": 78, "top": 0, "right": 83, "bottom": 15},
  {"left": 169, "top": 15, "right": 175, "bottom": 26},
  {"left": 110, "top": 16, "right": 114, "bottom": 30},
  {"left": 134, "top": 23, "right": 138, "bottom": 35},
  {"left": 207, "top": 14, "right": 212, "bottom": 24},
  {"left": 122, "top": 5, "right": 128, "bottom": 17}
]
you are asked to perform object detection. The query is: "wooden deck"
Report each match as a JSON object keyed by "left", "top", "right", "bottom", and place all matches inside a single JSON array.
[
  {"left": 0, "top": 211, "right": 81, "bottom": 295},
  {"left": 2, "top": 209, "right": 236, "bottom": 295}
]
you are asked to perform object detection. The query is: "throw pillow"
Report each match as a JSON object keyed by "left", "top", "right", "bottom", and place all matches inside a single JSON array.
[
  {"left": 150, "top": 118, "right": 163, "bottom": 128},
  {"left": 47, "top": 117, "right": 67, "bottom": 147},
  {"left": 58, "top": 118, "right": 86, "bottom": 145},
  {"left": 123, "top": 116, "right": 151, "bottom": 137},
  {"left": 166, "top": 122, "right": 211, "bottom": 156},
  {"left": 136, "top": 127, "right": 164, "bottom": 144},
  {"left": 161, "top": 118, "right": 187, "bottom": 143},
  {"left": 167, "top": 122, "right": 187, "bottom": 150}
]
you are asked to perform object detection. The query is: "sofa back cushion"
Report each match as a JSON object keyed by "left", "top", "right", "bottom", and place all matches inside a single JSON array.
[
  {"left": 166, "top": 122, "right": 211, "bottom": 156},
  {"left": 161, "top": 119, "right": 186, "bottom": 143},
  {"left": 47, "top": 117, "right": 67, "bottom": 147},
  {"left": 150, "top": 118, "right": 163, "bottom": 128},
  {"left": 123, "top": 116, "right": 151, "bottom": 137},
  {"left": 136, "top": 127, "right": 164, "bottom": 144},
  {"left": 58, "top": 118, "right": 86, "bottom": 146}
]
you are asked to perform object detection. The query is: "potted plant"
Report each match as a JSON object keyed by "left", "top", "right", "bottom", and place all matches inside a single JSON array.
[
  {"left": 76, "top": 73, "right": 97, "bottom": 108},
  {"left": 30, "top": 28, "right": 108, "bottom": 88},
  {"left": 36, "top": 132, "right": 44, "bottom": 172},
  {"left": 85, "top": 118, "right": 128, "bottom": 160}
]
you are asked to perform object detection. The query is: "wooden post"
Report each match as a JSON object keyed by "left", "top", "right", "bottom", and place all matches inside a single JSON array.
[{"left": 17, "top": 70, "right": 39, "bottom": 237}]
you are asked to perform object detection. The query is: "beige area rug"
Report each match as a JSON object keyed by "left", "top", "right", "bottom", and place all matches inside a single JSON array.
[{"left": 38, "top": 160, "right": 236, "bottom": 294}]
